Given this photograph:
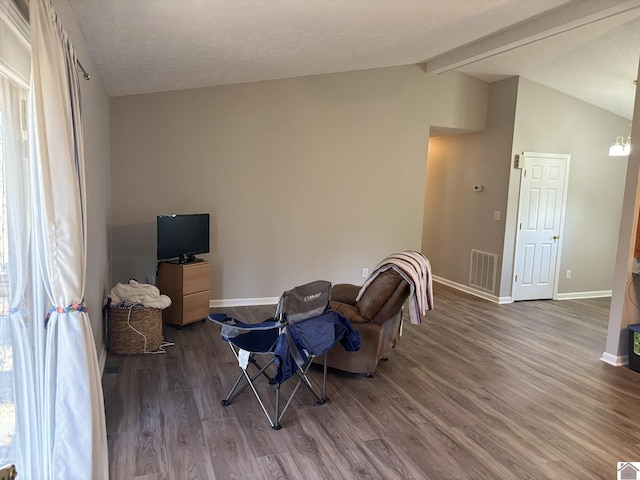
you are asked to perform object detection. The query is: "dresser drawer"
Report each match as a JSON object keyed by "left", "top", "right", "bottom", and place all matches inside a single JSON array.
[
  {"left": 182, "top": 290, "right": 210, "bottom": 324},
  {"left": 182, "top": 262, "right": 210, "bottom": 295},
  {"left": 158, "top": 260, "right": 211, "bottom": 326}
]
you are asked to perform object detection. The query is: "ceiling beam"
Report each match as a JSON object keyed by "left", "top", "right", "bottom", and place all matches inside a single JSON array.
[{"left": 424, "top": 0, "right": 640, "bottom": 74}]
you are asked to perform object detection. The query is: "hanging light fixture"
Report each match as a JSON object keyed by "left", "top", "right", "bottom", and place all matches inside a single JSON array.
[
  {"left": 610, "top": 80, "right": 636, "bottom": 157},
  {"left": 609, "top": 123, "right": 632, "bottom": 157}
]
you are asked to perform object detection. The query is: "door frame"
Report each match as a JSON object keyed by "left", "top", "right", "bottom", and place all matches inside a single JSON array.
[{"left": 512, "top": 151, "right": 571, "bottom": 301}]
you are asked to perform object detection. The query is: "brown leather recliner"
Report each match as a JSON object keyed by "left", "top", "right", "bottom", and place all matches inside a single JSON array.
[{"left": 320, "top": 269, "right": 410, "bottom": 376}]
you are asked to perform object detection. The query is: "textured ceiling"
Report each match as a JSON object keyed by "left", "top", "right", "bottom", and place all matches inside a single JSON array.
[
  {"left": 68, "top": 0, "right": 640, "bottom": 119},
  {"left": 455, "top": 9, "right": 640, "bottom": 120}
]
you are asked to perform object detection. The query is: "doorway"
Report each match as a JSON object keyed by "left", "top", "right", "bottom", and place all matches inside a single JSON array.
[{"left": 512, "top": 152, "right": 570, "bottom": 301}]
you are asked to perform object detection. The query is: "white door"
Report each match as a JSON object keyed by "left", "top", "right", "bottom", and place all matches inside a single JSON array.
[{"left": 512, "top": 152, "right": 570, "bottom": 301}]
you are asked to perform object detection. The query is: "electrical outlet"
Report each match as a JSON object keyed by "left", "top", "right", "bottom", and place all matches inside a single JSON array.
[
  {"left": 566, "top": 270, "right": 572, "bottom": 279},
  {"left": 362, "top": 268, "right": 369, "bottom": 278}
]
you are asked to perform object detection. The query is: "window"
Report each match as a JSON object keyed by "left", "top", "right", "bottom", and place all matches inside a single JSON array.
[
  {"left": 0, "top": 0, "right": 31, "bottom": 471},
  {"left": 0, "top": 104, "right": 14, "bottom": 462},
  {"left": 0, "top": 74, "right": 15, "bottom": 470},
  {"left": 0, "top": 110, "right": 5, "bottom": 309},
  {"left": 0, "top": 69, "right": 30, "bottom": 471}
]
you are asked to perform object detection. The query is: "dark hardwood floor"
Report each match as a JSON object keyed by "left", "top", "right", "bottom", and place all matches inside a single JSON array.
[{"left": 103, "top": 284, "right": 640, "bottom": 479}]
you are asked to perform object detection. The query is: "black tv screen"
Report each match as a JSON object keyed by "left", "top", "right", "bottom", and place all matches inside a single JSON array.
[{"left": 157, "top": 214, "right": 210, "bottom": 262}]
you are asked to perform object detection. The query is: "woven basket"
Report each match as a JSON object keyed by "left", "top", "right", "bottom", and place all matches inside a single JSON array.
[{"left": 107, "top": 306, "right": 163, "bottom": 355}]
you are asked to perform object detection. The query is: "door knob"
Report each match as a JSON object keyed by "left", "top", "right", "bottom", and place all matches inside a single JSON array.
[{"left": 553, "top": 235, "right": 560, "bottom": 240}]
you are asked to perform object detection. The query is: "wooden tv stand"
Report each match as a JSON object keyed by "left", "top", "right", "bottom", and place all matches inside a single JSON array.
[{"left": 157, "top": 260, "right": 210, "bottom": 327}]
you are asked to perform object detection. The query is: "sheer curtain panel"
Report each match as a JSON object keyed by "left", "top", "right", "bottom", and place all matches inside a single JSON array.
[
  {"left": 29, "top": 0, "right": 108, "bottom": 478},
  {"left": 0, "top": 1, "right": 40, "bottom": 477}
]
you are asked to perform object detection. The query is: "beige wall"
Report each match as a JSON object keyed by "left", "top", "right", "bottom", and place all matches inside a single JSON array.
[
  {"left": 510, "top": 77, "right": 629, "bottom": 296},
  {"left": 423, "top": 77, "right": 518, "bottom": 296},
  {"left": 110, "top": 67, "right": 488, "bottom": 301},
  {"left": 53, "top": 0, "right": 111, "bottom": 355},
  {"left": 422, "top": 69, "right": 489, "bottom": 132},
  {"left": 423, "top": 76, "right": 629, "bottom": 300}
]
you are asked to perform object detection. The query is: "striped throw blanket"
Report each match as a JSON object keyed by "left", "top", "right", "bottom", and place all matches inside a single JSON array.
[{"left": 356, "top": 251, "right": 433, "bottom": 325}]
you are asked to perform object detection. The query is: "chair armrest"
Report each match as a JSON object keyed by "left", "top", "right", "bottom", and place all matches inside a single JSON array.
[
  {"left": 331, "top": 284, "right": 361, "bottom": 306},
  {"left": 331, "top": 302, "right": 368, "bottom": 324}
]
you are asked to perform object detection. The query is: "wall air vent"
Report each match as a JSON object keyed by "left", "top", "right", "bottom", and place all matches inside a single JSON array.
[{"left": 469, "top": 249, "right": 498, "bottom": 293}]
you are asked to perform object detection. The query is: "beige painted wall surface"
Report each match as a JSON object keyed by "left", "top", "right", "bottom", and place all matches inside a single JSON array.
[
  {"left": 54, "top": 0, "right": 111, "bottom": 352},
  {"left": 424, "top": 75, "right": 630, "bottom": 301},
  {"left": 110, "top": 66, "right": 488, "bottom": 301},
  {"left": 423, "top": 70, "right": 489, "bottom": 132},
  {"left": 423, "top": 77, "right": 518, "bottom": 296},
  {"left": 510, "top": 77, "right": 629, "bottom": 296}
]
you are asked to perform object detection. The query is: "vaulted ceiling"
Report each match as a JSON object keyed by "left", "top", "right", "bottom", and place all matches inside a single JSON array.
[{"left": 68, "top": 0, "right": 640, "bottom": 119}]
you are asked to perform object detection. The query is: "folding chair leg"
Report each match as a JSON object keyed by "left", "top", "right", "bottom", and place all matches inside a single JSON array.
[
  {"left": 219, "top": 331, "right": 331, "bottom": 430},
  {"left": 300, "top": 354, "right": 328, "bottom": 404},
  {"left": 220, "top": 342, "right": 288, "bottom": 429},
  {"left": 296, "top": 361, "right": 326, "bottom": 405},
  {"left": 274, "top": 355, "right": 328, "bottom": 427},
  {"left": 241, "top": 364, "right": 279, "bottom": 429},
  {"left": 322, "top": 352, "right": 328, "bottom": 400},
  {"left": 221, "top": 370, "right": 245, "bottom": 406},
  {"left": 222, "top": 343, "right": 277, "bottom": 411},
  {"left": 249, "top": 357, "right": 276, "bottom": 384},
  {"left": 273, "top": 384, "right": 281, "bottom": 430}
]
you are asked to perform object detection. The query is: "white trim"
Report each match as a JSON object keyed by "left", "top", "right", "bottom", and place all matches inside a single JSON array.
[
  {"left": 433, "top": 275, "right": 513, "bottom": 304},
  {"left": 0, "top": 57, "right": 29, "bottom": 89},
  {"left": 0, "top": 0, "right": 30, "bottom": 89},
  {"left": 210, "top": 297, "right": 279, "bottom": 308},
  {"left": 0, "top": 0, "right": 29, "bottom": 45},
  {"left": 512, "top": 152, "right": 571, "bottom": 301},
  {"left": 600, "top": 351, "right": 628, "bottom": 366},
  {"left": 556, "top": 290, "right": 612, "bottom": 300}
]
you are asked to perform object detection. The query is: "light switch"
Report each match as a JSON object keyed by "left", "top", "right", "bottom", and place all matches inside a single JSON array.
[{"left": 493, "top": 211, "right": 501, "bottom": 221}]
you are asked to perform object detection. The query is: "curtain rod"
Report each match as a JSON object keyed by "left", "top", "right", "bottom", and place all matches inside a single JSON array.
[{"left": 77, "top": 60, "right": 91, "bottom": 80}]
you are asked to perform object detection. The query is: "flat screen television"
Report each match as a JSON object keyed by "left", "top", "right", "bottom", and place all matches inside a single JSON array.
[{"left": 157, "top": 213, "right": 210, "bottom": 263}]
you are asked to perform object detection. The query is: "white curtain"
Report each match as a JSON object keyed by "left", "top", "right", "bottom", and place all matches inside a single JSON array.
[
  {"left": 0, "top": 1, "right": 40, "bottom": 474},
  {"left": 0, "top": 73, "right": 41, "bottom": 479},
  {"left": 29, "top": 0, "right": 108, "bottom": 478}
]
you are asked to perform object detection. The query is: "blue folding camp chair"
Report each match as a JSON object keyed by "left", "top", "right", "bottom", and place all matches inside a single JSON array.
[{"left": 209, "top": 280, "right": 360, "bottom": 429}]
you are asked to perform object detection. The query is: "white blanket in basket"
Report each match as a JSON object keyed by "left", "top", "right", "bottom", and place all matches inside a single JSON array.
[{"left": 109, "top": 279, "right": 172, "bottom": 309}]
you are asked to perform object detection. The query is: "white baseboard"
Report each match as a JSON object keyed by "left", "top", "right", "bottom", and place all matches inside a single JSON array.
[
  {"left": 556, "top": 290, "right": 612, "bottom": 300},
  {"left": 434, "top": 275, "right": 612, "bottom": 304},
  {"left": 209, "top": 283, "right": 612, "bottom": 309},
  {"left": 600, "top": 351, "right": 628, "bottom": 366},
  {"left": 497, "top": 296, "right": 513, "bottom": 304},
  {"left": 433, "top": 276, "right": 512, "bottom": 304},
  {"left": 210, "top": 297, "right": 279, "bottom": 308}
]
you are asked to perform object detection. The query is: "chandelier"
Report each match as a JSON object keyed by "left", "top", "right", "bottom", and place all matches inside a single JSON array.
[{"left": 609, "top": 123, "right": 631, "bottom": 157}]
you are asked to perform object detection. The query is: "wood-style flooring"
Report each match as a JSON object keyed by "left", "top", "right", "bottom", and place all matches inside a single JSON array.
[{"left": 103, "top": 284, "right": 640, "bottom": 479}]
